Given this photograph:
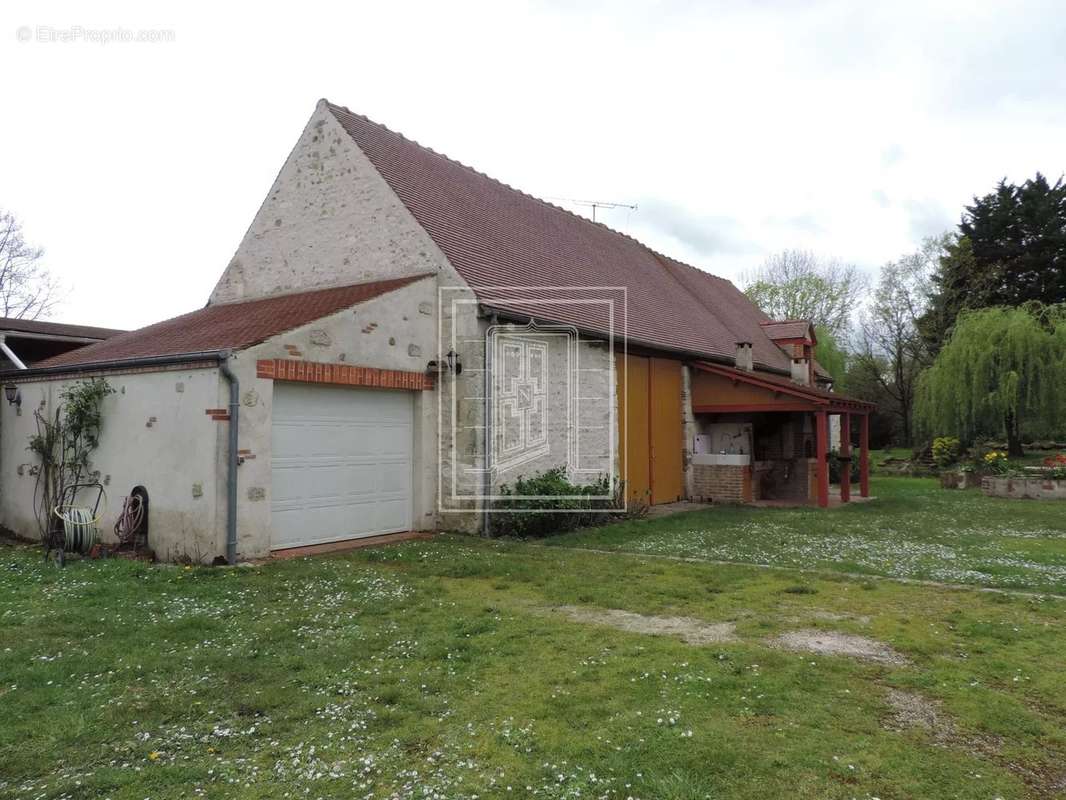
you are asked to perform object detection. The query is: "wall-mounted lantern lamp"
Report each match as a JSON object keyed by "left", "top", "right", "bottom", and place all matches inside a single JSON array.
[
  {"left": 4, "top": 383, "right": 21, "bottom": 410},
  {"left": 446, "top": 349, "right": 463, "bottom": 376},
  {"left": 427, "top": 349, "right": 463, "bottom": 377}
]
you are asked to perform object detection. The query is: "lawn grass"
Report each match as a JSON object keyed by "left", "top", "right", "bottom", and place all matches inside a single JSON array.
[
  {"left": 2, "top": 520, "right": 1066, "bottom": 799},
  {"left": 546, "top": 477, "right": 1066, "bottom": 594},
  {"left": 869, "top": 447, "right": 913, "bottom": 474}
]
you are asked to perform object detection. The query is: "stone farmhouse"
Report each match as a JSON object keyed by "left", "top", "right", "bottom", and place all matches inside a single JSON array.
[{"left": 0, "top": 99, "right": 873, "bottom": 562}]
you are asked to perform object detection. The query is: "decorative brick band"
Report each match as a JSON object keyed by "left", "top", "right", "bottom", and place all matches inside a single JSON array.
[{"left": 256, "top": 359, "right": 434, "bottom": 391}]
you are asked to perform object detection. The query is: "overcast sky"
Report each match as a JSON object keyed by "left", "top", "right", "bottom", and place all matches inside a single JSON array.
[{"left": 2, "top": 1, "right": 1064, "bottom": 330}]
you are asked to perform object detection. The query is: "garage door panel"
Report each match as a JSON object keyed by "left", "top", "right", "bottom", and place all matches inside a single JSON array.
[
  {"left": 374, "top": 498, "right": 409, "bottom": 530},
  {"left": 377, "top": 461, "right": 411, "bottom": 493},
  {"left": 311, "top": 463, "right": 365, "bottom": 498},
  {"left": 365, "top": 424, "right": 411, "bottom": 456},
  {"left": 271, "top": 464, "right": 312, "bottom": 503},
  {"left": 312, "top": 425, "right": 358, "bottom": 457},
  {"left": 345, "top": 463, "right": 387, "bottom": 496},
  {"left": 337, "top": 425, "right": 369, "bottom": 454},
  {"left": 271, "top": 384, "right": 414, "bottom": 550},
  {"left": 272, "top": 423, "right": 309, "bottom": 459}
]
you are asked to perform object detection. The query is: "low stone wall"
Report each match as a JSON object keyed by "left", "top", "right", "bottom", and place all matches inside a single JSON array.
[
  {"left": 692, "top": 464, "right": 751, "bottom": 503},
  {"left": 981, "top": 476, "right": 1066, "bottom": 500},
  {"left": 940, "top": 471, "right": 982, "bottom": 489}
]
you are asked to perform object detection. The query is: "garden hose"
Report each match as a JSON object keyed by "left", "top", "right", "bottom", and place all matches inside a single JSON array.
[{"left": 54, "top": 495, "right": 106, "bottom": 554}]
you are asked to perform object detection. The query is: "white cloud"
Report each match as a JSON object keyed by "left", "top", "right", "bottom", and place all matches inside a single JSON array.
[{"left": 0, "top": 0, "right": 1062, "bottom": 328}]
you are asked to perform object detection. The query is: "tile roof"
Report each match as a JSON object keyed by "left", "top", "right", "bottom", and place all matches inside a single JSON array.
[
  {"left": 35, "top": 275, "right": 431, "bottom": 369},
  {"left": 655, "top": 256, "right": 790, "bottom": 371},
  {"left": 760, "top": 320, "right": 814, "bottom": 341},
  {"left": 327, "top": 102, "right": 798, "bottom": 375},
  {"left": 0, "top": 317, "right": 124, "bottom": 340}
]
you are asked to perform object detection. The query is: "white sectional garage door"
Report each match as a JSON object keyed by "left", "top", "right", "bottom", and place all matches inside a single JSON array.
[{"left": 271, "top": 384, "right": 413, "bottom": 549}]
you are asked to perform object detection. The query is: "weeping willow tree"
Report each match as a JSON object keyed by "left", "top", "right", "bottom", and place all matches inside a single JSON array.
[{"left": 916, "top": 304, "right": 1066, "bottom": 455}]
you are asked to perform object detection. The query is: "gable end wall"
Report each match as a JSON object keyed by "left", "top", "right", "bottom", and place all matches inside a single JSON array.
[{"left": 211, "top": 101, "right": 455, "bottom": 303}]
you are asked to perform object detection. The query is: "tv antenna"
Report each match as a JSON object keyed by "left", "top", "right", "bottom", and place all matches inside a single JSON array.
[{"left": 547, "top": 197, "right": 638, "bottom": 223}]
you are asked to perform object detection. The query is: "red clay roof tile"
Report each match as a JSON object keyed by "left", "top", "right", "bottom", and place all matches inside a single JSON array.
[
  {"left": 36, "top": 275, "right": 431, "bottom": 369},
  {"left": 760, "top": 320, "right": 814, "bottom": 341},
  {"left": 327, "top": 103, "right": 798, "bottom": 374}
]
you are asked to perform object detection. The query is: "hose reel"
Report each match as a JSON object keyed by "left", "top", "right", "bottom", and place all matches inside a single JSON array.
[{"left": 51, "top": 482, "right": 106, "bottom": 556}]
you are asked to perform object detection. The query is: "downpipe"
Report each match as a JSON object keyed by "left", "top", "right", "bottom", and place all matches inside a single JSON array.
[
  {"left": 219, "top": 352, "right": 240, "bottom": 564},
  {"left": 481, "top": 316, "right": 496, "bottom": 537}
]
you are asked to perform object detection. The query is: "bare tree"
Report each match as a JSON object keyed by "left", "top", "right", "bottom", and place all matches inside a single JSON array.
[
  {"left": 742, "top": 250, "right": 868, "bottom": 335},
  {"left": 0, "top": 210, "right": 59, "bottom": 319},
  {"left": 851, "top": 235, "right": 948, "bottom": 445}
]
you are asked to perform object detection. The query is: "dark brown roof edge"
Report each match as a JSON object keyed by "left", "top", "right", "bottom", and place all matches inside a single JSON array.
[
  {"left": 0, "top": 350, "right": 228, "bottom": 381},
  {"left": 0, "top": 317, "right": 125, "bottom": 340},
  {"left": 478, "top": 303, "right": 795, "bottom": 379}
]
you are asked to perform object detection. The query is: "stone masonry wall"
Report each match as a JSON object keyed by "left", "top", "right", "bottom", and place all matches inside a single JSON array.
[
  {"left": 982, "top": 476, "right": 1066, "bottom": 500},
  {"left": 211, "top": 100, "right": 453, "bottom": 304}
]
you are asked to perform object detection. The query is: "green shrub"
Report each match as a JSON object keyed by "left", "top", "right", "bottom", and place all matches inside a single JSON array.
[
  {"left": 491, "top": 467, "right": 622, "bottom": 538},
  {"left": 932, "top": 436, "right": 961, "bottom": 467},
  {"left": 828, "top": 451, "right": 860, "bottom": 484}
]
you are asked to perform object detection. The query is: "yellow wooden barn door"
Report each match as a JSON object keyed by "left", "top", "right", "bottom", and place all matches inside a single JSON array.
[
  {"left": 649, "top": 357, "right": 683, "bottom": 504},
  {"left": 616, "top": 353, "right": 650, "bottom": 505}
]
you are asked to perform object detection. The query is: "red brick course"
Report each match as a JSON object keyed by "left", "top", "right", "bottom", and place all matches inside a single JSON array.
[
  {"left": 692, "top": 464, "right": 752, "bottom": 503},
  {"left": 256, "top": 358, "right": 433, "bottom": 391}
]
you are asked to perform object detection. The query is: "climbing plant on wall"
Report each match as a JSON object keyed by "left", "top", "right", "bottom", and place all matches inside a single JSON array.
[{"left": 28, "top": 379, "right": 114, "bottom": 544}]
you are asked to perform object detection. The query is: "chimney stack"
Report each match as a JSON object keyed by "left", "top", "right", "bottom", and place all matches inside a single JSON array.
[
  {"left": 735, "top": 341, "right": 753, "bottom": 372},
  {"left": 790, "top": 343, "right": 812, "bottom": 386}
]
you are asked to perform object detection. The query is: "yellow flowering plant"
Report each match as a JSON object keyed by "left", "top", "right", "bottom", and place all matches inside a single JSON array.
[{"left": 983, "top": 450, "right": 1009, "bottom": 474}]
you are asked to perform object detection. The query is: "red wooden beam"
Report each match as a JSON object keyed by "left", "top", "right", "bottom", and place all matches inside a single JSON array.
[
  {"left": 693, "top": 403, "right": 819, "bottom": 413},
  {"left": 859, "top": 413, "right": 870, "bottom": 498},
  {"left": 692, "top": 362, "right": 831, "bottom": 403},
  {"left": 693, "top": 403, "right": 873, "bottom": 415},
  {"left": 815, "top": 410, "right": 829, "bottom": 508},
  {"left": 839, "top": 412, "right": 851, "bottom": 503},
  {"left": 691, "top": 361, "right": 876, "bottom": 412}
]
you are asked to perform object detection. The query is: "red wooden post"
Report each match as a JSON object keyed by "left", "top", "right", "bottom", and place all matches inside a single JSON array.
[
  {"left": 815, "top": 410, "right": 829, "bottom": 508},
  {"left": 839, "top": 412, "right": 851, "bottom": 503},
  {"left": 859, "top": 413, "right": 870, "bottom": 498}
]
